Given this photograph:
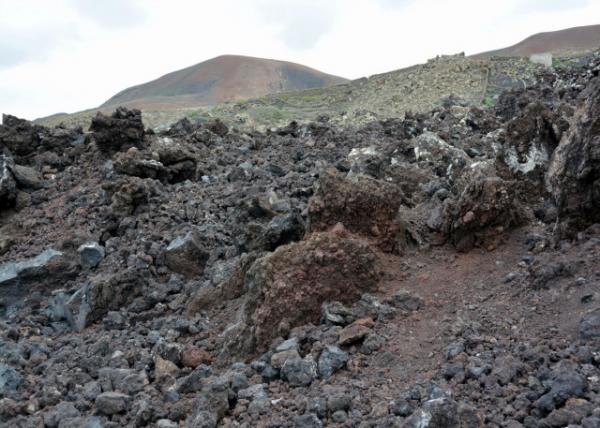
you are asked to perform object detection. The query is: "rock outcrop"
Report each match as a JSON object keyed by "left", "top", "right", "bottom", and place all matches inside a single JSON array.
[{"left": 547, "top": 77, "right": 600, "bottom": 234}]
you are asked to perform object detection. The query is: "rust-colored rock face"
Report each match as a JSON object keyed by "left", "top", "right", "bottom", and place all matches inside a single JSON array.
[
  {"left": 547, "top": 77, "right": 600, "bottom": 234},
  {"left": 307, "top": 169, "right": 404, "bottom": 253},
  {"left": 238, "top": 231, "right": 381, "bottom": 351}
]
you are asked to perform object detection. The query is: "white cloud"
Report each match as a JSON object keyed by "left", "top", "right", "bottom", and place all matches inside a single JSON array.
[
  {"left": 258, "top": 0, "right": 336, "bottom": 50},
  {"left": 70, "top": 0, "right": 146, "bottom": 28},
  {"left": 0, "top": 0, "right": 598, "bottom": 120}
]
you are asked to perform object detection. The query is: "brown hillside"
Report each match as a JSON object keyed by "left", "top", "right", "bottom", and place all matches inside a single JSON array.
[
  {"left": 102, "top": 55, "right": 348, "bottom": 110},
  {"left": 475, "top": 24, "right": 600, "bottom": 58}
]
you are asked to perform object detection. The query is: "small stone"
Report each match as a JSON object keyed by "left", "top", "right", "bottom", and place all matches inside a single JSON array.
[
  {"left": 155, "top": 356, "right": 179, "bottom": 381},
  {"left": 77, "top": 242, "right": 105, "bottom": 269},
  {"left": 390, "top": 398, "right": 414, "bottom": 417},
  {"left": 238, "top": 384, "right": 268, "bottom": 401},
  {"left": 391, "top": 289, "right": 424, "bottom": 311},
  {"left": 0, "top": 363, "right": 21, "bottom": 394},
  {"left": 318, "top": 346, "right": 349, "bottom": 378},
  {"left": 281, "top": 357, "right": 317, "bottom": 387},
  {"left": 43, "top": 401, "right": 81, "bottom": 428},
  {"left": 446, "top": 341, "right": 465, "bottom": 360},
  {"left": 331, "top": 410, "right": 347, "bottom": 423},
  {"left": 275, "top": 337, "right": 299, "bottom": 352},
  {"left": 95, "top": 392, "right": 130, "bottom": 415},
  {"left": 327, "top": 393, "right": 352, "bottom": 413},
  {"left": 182, "top": 346, "right": 212, "bottom": 368},
  {"left": 361, "top": 333, "right": 386, "bottom": 354},
  {"left": 338, "top": 322, "right": 371, "bottom": 346},
  {"left": 271, "top": 349, "right": 300, "bottom": 369},
  {"left": 294, "top": 413, "right": 322, "bottom": 428},
  {"left": 176, "top": 364, "right": 212, "bottom": 394},
  {"left": 156, "top": 419, "right": 178, "bottom": 428},
  {"left": 580, "top": 308, "right": 600, "bottom": 340}
]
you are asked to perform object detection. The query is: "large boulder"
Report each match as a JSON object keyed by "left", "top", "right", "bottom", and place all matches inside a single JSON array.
[
  {"left": 495, "top": 102, "right": 565, "bottom": 195},
  {"left": 0, "top": 249, "right": 78, "bottom": 317},
  {"left": 307, "top": 168, "right": 404, "bottom": 253},
  {"left": 64, "top": 268, "right": 146, "bottom": 329},
  {"left": 450, "top": 177, "right": 521, "bottom": 251},
  {"left": 225, "top": 230, "right": 381, "bottom": 355},
  {"left": 0, "top": 114, "right": 41, "bottom": 157},
  {"left": 164, "top": 232, "right": 210, "bottom": 279},
  {"left": 89, "top": 107, "right": 145, "bottom": 154},
  {"left": 547, "top": 77, "right": 600, "bottom": 234}
]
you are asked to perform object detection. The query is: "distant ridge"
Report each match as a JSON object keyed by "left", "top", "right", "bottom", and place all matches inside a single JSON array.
[
  {"left": 101, "top": 55, "right": 348, "bottom": 111},
  {"left": 474, "top": 24, "right": 600, "bottom": 58}
]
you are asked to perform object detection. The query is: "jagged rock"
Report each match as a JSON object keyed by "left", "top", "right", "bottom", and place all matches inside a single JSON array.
[
  {"left": 318, "top": 346, "right": 349, "bottom": 378},
  {"left": 98, "top": 367, "right": 148, "bottom": 395},
  {"left": 294, "top": 413, "right": 322, "bottom": 428},
  {"left": 42, "top": 402, "right": 80, "bottom": 428},
  {"left": 535, "top": 369, "right": 588, "bottom": 413},
  {"left": 270, "top": 350, "right": 300, "bottom": 369},
  {"left": 95, "top": 392, "right": 131, "bottom": 415},
  {"left": 580, "top": 308, "right": 600, "bottom": 340},
  {"left": 0, "top": 155, "right": 17, "bottom": 210},
  {"left": 225, "top": 231, "right": 380, "bottom": 354},
  {"left": 390, "top": 289, "right": 424, "bottom": 311},
  {"left": 347, "top": 145, "right": 386, "bottom": 178},
  {"left": 495, "top": 102, "right": 563, "bottom": 193},
  {"left": 186, "top": 377, "right": 229, "bottom": 427},
  {"left": 547, "top": 77, "right": 600, "bottom": 234},
  {"left": 10, "top": 164, "right": 41, "bottom": 189},
  {"left": 177, "top": 365, "right": 212, "bottom": 394},
  {"left": 68, "top": 268, "right": 146, "bottom": 328},
  {"left": 450, "top": 177, "right": 521, "bottom": 251},
  {"left": 307, "top": 168, "right": 404, "bottom": 252},
  {"left": 0, "top": 249, "right": 78, "bottom": 316},
  {"left": 0, "top": 114, "right": 42, "bottom": 157},
  {"left": 338, "top": 321, "right": 372, "bottom": 346},
  {"left": 403, "top": 398, "right": 459, "bottom": 427},
  {"left": 187, "top": 252, "right": 261, "bottom": 313},
  {"left": 206, "top": 119, "right": 228, "bottom": 137},
  {"left": 77, "top": 242, "right": 105, "bottom": 269},
  {"left": 181, "top": 347, "right": 213, "bottom": 368},
  {"left": 280, "top": 356, "right": 317, "bottom": 387},
  {"left": 105, "top": 176, "right": 159, "bottom": 219},
  {"left": 0, "top": 363, "right": 21, "bottom": 395},
  {"left": 238, "top": 213, "right": 305, "bottom": 252},
  {"left": 321, "top": 301, "right": 356, "bottom": 326},
  {"left": 412, "top": 131, "right": 472, "bottom": 185},
  {"left": 89, "top": 107, "right": 145, "bottom": 154},
  {"left": 113, "top": 150, "right": 168, "bottom": 181},
  {"left": 164, "top": 232, "right": 209, "bottom": 279}
]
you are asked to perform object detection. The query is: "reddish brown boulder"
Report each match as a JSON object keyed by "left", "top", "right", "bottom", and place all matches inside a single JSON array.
[
  {"left": 228, "top": 230, "right": 381, "bottom": 354},
  {"left": 307, "top": 168, "right": 404, "bottom": 253}
]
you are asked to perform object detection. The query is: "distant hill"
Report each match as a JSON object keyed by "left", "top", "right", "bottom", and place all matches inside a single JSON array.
[
  {"left": 101, "top": 55, "right": 348, "bottom": 110},
  {"left": 474, "top": 24, "right": 600, "bottom": 58}
]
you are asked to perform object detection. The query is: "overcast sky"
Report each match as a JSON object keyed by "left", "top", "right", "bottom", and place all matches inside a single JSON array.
[{"left": 1, "top": 0, "right": 598, "bottom": 120}]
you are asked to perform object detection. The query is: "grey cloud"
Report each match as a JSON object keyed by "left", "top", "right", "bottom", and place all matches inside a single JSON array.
[
  {"left": 70, "top": 0, "right": 145, "bottom": 29},
  {"left": 259, "top": 0, "right": 335, "bottom": 50}
]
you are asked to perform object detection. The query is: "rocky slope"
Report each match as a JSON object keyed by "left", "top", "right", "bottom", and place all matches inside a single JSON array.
[
  {"left": 1, "top": 51, "right": 600, "bottom": 428},
  {"left": 475, "top": 24, "right": 600, "bottom": 58}
]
